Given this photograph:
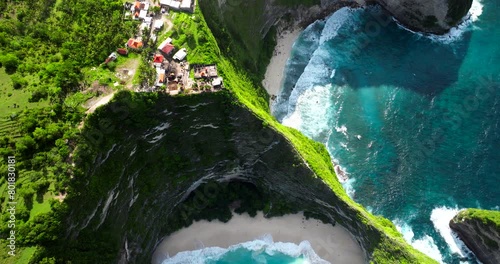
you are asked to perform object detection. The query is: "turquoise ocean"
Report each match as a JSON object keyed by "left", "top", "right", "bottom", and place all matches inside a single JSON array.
[
  {"left": 273, "top": 0, "right": 499, "bottom": 263},
  {"left": 161, "top": 1, "right": 498, "bottom": 263}
]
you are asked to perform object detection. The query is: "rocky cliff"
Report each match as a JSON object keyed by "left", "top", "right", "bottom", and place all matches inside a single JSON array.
[
  {"left": 450, "top": 209, "right": 500, "bottom": 264},
  {"left": 375, "top": 0, "right": 473, "bottom": 34},
  {"left": 205, "top": 0, "right": 472, "bottom": 47},
  {"left": 51, "top": 91, "right": 434, "bottom": 263}
]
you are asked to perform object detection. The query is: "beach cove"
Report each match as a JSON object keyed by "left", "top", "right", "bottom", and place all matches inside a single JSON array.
[{"left": 152, "top": 212, "right": 365, "bottom": 263}]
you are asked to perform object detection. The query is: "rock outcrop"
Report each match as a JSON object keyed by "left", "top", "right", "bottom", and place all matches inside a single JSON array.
[
  {"left": 210, "top": 0, "right": 472, "bottom": 41},
  {"left": 450, "top": 209, "right": 500, "bottom": 264},
  {"left": 375, "top": 0, "right": 473, "bottom": 34}
]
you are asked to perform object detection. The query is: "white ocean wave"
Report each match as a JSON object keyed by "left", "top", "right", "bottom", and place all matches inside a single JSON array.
[
  {"left": 283, "top": 85, "right": 334, "bottom": 141},
  {"left": 319, "top": 7, "right": 356, "bottom": 44},
  {"left": 282, "top": 8, "right": 357, "bottom": 119},
  {"left": 430, "top": 206, "right": 471, "bottom": 257},
  {"left": 394, "top": 220, "right": 444, "bottom": 263},
  {"left": 342, "top": 177, "right": 356, "bottom": 198},
  {"left": 161, "top": 235, "right": 328, "bottom": 264}
]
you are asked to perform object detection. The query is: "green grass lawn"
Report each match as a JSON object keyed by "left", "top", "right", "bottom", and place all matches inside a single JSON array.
[
  {"left": 457, "top": 208, "right": 500, "bottom": 229},
  {"left": 29, "top": 192, "right": 53, "bottom": 220},
  {"left": 0, "top": 242, "right": 36, "bottom": 264},
  {"left": 0, "top": 68, "right": 48, "bottom": 117}
]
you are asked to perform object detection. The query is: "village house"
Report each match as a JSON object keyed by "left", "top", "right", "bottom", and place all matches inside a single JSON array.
[
  {"left": 193, "top": 64, "right": 218, "bottom": 79},
  {"left": 158, "top": 38, "right": 175, "bottom": 56},
  {"left": 127, "top": 38, "right": 143, "bottom": 50},
  {"left": 150, "top": 33, "right": 157, "bottom": 43},
  {"left": 104, "top": 52, "right": 118, "bottom": 64},
  {"left": 153, "top": 20, "right": 164, "bottom": 31},
  {"left": 159, "top": 0, "right": 193, "bottom": 12},
  {"left": 155, "top": 68, "right": 166, "bottom": 87},
  {"left": 173, "top": 48, "right": 187, "bottom": 61},
  {"left": 153, "top": 54, "right": 165, "bottom": 67},
  {"left": 131, "top": 1, "right": 150, "bottom": 20},
  {"left": 211, "top": 77, "right": 223, "bottom": 89},
  {"left": 117, "top": 48, "right": 128, "bottom": 56}
]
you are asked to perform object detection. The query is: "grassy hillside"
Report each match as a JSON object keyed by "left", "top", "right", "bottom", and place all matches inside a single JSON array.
[{"left": 455, "top": 208, "right": 500, "bottom": 229}]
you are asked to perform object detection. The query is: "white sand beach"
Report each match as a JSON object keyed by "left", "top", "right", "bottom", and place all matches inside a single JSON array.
[
  {"left": 152, "top": 212, "right": 365, "bottom": 264},
  {"left": 262, "top": 29, "right": 301, "bottom": 104}
]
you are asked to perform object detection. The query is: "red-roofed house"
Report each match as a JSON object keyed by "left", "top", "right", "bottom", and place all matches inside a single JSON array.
[
  {"left": 153, "top": 54, "right": 164, "bottom": 67},
  {"left": 159, "top": 43, "right": 175, "bottom": 56},
  {"left": 127, "top": 38, "right": 143, "bottom": 50},
  {"left": 134, "top": 1, "right": 145, "bottom": 10},
  {"left": 117, "top": 48, "right": 128, "bottom": 55}
]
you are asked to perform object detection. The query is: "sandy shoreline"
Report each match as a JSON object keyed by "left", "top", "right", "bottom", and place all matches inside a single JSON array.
[
  {"left": 152, "top": 212, "right": 365, "bottom": 264},
  {"left": 262, "top": 29, "right": 301, "bottom": 105}
]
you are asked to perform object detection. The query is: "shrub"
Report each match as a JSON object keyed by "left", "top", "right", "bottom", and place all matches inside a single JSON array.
[{"left": 11, "top": 73, "right": 28, "bottom": 89}]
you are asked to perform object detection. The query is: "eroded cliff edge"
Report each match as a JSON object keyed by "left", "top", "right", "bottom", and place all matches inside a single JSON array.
[
  {"left": 375, "top": 0, "right": 473, "bottom": 34},
  {"left": 47, "top": 91, "right": 435, "bottom": 263},
  {"left": 450, "top": 209, "right": 500, "bottom": 264},
  {"left": 205, "top": 0, "right": 473, "bottom": 52}
]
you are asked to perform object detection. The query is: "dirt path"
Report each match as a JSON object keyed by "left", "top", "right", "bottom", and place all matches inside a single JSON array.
[{"left": 86, "top": 92, "right": 116, "bottom": 114}]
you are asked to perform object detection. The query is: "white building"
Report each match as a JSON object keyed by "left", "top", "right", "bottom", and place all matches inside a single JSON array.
[
  {"left": 139, "top": 10, "right": 148, "bottom": 20},
  {"left": 173, "top": 48, "right": 187, "bottom": 61},
  {"left": 180, "top": 0, "right": 191, "bottom": 11},
  {"left": 211, "top": 77, "right": 223, "bottom": 87},
  {"left": 155, "top": 68, "right": 166, "bottom": 87},
  {"left": 160, "top": 0, "right": 181, "bottom": 10},
  {"left": 153, "top": 20, "right": 164, "bottom": 30}
]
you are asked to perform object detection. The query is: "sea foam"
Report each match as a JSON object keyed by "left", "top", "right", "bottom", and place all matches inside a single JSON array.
[
  {"left": 161, "top": 235, "right": 328, "bottom": 264},
  {"left": 395, "top": 220, "right": 444, "bottom": 263},
  {"left": 430, "top": 206, "right": 471, "bottom": 257}
]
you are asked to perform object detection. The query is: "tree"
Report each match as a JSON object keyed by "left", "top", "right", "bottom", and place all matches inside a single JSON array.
[{"left": 0, "top": 53, "right": 19, "bottom": 74}]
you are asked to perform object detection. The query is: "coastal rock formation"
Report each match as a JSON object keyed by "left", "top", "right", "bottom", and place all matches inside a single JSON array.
[
  {"left": 375, "top": 0, "right": 473, "bottom": 34},
  {"left": 210, "top": 0, "right": 472, "bottom": 43},
  {"left": 449, "top": 209, "right": 500, "bottom": 264},
  {"left": 63, "top": 92, "right": 433, "bottom": 263}
]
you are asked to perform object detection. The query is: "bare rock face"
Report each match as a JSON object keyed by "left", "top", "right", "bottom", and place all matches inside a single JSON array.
[
  {"left": 209, "top": 0, "right": 473, "bottom": 48},
  {"left": 376, "top": 0, "right": 473, "bottom": 34},
  {"left": 449, "top": 209, "right": 500, "bottom": 264}
]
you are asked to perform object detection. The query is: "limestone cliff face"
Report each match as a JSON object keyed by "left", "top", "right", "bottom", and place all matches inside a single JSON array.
[
  {"left": 64, "top": 92, "right": 431, "bottom": 263},
  {"left": 375, "top": 0, "right": 473, "bottom": 34},
  {"left": 450, "top": 210, "right": 500, "bottom": 264},
  {"left": 209, "top": 0, "right": 471, "bottom": 40},
  {"left": 68, "top": 93, "right": 376, "bottom": 263}
]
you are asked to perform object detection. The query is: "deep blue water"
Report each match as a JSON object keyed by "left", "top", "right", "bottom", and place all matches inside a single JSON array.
[{"left": 274, "top": 1, "right": 499, "bottom": 263}]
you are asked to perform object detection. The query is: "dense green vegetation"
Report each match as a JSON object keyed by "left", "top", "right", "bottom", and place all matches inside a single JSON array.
[
  {"left": 0, "top": 0, "right": 137, "bottom": 262},
  {"left": 199, "top": 0, "right": 277, "bottom": 84},
  {"left": 456, "top": 208, "right": 500, "bottom": 230},
  {"left": 168, "top": 9, "right": 221, "bottom": 65},
  {"left": 0, "top": 0, "right": 137, "bottom": 126}
]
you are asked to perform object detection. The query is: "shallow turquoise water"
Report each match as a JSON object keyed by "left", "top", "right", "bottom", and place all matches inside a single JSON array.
[
  {"left": 161, "top": 238, "right": 325, "bottom": 264},
  {"left": 207, "top": 248, "right": 307, "bottom": 264},
  {"left": 274, "top": 1, "right": 499, "bottom": 263}
]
